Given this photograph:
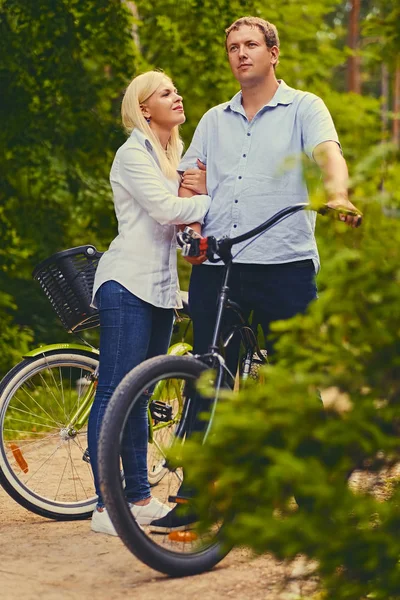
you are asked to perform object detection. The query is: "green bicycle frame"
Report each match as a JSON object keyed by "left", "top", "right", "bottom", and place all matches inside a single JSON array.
[{"left": 148, "top": 342, "right": 192, "bottom": 442}]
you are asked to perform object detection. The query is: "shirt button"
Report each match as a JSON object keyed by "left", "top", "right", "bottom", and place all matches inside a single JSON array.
[
  {"left": 234, "top": 199, "right": 238, "bottom": 203},
  {"left": 247, "top": 133, "right": 251, "bottom": 136},
  {"left": 238, "top": 176, "right": 242, "bottom": 179},
  {"left": 243, "top": 154, "right": 246, "bottom": 157},
  {"left": 233, "top": 224, "right": 237, "bottom": 228}
]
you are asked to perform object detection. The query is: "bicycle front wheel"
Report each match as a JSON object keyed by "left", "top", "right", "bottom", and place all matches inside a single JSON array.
[
  {"left": 98, "top": 354, "right": 231, "bottom": 577},
  {"left": 0, "top": 350, "right": 98, "bottom": 520}
]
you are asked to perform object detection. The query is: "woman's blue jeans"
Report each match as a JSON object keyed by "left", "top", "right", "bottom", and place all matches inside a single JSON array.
[{"left": 87, "top": 280, "right": 174, "bottom": 506}]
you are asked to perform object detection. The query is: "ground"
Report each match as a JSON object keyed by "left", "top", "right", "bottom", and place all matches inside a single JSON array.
[{"left": 0, "top": 486, "right": 319, "bottom": 600}]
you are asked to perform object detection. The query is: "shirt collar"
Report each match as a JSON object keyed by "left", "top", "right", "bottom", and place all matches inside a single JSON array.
[
  {"left": 225, "top": 80, "right": 295, "bottom": 114},
  {"left": 130, "top": 127, "right": 162, "bottom": 168},
  {"left": 130, "top": 127, "right": 154, "bottom": 153}
]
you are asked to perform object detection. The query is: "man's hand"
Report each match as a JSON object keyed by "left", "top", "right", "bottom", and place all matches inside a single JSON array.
[
  {"left": 325, "top": 198, "right": 362, "bottom": 228},
  {"left": 181, "top": 160, "right": 207, "bottom": 194}
]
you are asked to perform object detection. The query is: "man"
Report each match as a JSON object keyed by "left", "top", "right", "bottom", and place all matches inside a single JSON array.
[
  {"left": 178, "top": 16, "right": 360, "bottom": 368},
  {"left": 148, "top": 16, "right": 360, "bottom": 532}
]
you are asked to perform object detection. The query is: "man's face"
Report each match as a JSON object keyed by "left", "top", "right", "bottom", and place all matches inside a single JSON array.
[{"left": 226, "top": 25, "right": 279, "bottom": 87}]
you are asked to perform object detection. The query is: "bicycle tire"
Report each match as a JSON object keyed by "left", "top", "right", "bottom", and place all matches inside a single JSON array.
[
  {"left": 98, "top": 354, "right": 231, "bottom": 577},
  {"left": 0, "top": 350, "right": 99, "bottom": 520}
]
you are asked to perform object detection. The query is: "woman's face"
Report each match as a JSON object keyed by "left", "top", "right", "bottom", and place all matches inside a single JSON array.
[{"left": 142, "top": 78, "right": 185, "bottom": 129}]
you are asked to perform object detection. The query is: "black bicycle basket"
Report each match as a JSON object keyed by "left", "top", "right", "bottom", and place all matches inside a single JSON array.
[{"left": 33, "top": 245, "right": 103, "bottom": 333}]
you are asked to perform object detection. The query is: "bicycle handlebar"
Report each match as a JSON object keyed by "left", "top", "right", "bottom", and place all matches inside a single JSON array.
[{"left": 177, "top": 203, "right": 362, "bottom": 263}]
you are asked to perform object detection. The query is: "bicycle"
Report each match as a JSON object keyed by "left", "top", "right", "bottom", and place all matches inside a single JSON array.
[
  {"left": 97, "top": 203, "right": 363, "bottom": 577},
  {"left": 0, "top": 245, "right": 192, "bottom": 520}
]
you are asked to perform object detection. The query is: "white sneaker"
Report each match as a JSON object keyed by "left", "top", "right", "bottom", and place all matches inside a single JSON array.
[
  {"left": 91, "top": 507, "right": 118, "bottom": 536},
  {"left": 131, "top": 497, "right": 170, "bottom": 525}
]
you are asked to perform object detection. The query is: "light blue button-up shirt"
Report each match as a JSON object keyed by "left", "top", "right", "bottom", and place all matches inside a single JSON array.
[{"left": 179, "top": 80, "right": 340, "bottom": 270}]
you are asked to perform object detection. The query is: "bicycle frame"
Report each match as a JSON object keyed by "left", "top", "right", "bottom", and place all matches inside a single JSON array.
[
  {"left": 181, "top": 204, "right": 310, "bottom": 439},
  {"left": 192, "top": 203, "right": 309, "bottom": 361},
  {"left": 201, "top": 263, "right": 262, "bottom": 383}
]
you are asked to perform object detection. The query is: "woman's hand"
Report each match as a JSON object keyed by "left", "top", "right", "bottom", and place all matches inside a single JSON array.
[{"left": 181, "top": 159, "right": 207, "bottom": 194}]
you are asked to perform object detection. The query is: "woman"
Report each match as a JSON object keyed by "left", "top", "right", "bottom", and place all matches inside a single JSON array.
[{"left": 88, "top": 71, "right": 210, "bottom": 536}]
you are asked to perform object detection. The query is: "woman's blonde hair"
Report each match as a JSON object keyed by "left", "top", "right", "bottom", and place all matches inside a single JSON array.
[{"left": 121, "top": 71, "right": 183, "bottom": 180}]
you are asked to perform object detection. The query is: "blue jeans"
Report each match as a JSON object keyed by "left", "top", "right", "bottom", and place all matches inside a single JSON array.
[
  {"left": 88, "top": 280, "right": 174, "bottom": 505},
  {"left": 189, "top": 261, "right": 317, "bottom": 374}
]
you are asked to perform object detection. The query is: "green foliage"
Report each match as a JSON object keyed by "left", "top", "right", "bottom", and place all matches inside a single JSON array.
[
  {"left": 0, "top": 0, "right": 389, "bottom": 379},
  {"left": 1, "top": 0, "right": 400, "bottom": 595},
  {"left": 363, "top": 0, "right": 400, "bottom": 62},
  {"left": 0, "top": 291, "right": 33, "bottom": 375},
  {"left": 0, "top": 0, "right": 138, "bottom": 375},
  {"left": 180, "top": 156, "right": 400, "bottom": 597},
  {"left": 0, "top": 0, "right": 138, "bottom": 260},
  {"left": 322, "top": 90, "right": 381, "bottom": 163},
  {"left": 134, "top": 0, "right": 346, "bottom": 144},
  {"left": 135, "top": 0, "right": 383, "bottom": 168}
]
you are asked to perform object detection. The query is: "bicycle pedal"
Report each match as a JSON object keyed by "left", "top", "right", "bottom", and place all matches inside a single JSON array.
[
  {"left": 252, "top": 349, "right": 268, "bottom": 363},
  {"left": 150, "top": 400, "right": 173, "bottom": 423},
  {"left": 168, "top": 495, "right": 190, "bottom": 504}
]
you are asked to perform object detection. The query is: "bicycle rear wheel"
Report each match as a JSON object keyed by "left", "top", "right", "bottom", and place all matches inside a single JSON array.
[
  {"left": 98, "top": 354, "right": 231, "bottom": 577},
  {"left": 0, "top": 350, "right": 98, "bottom": 519}
]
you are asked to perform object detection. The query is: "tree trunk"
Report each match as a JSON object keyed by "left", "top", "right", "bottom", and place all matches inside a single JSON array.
[
  {"left": 381, "top": 63, "right": 389, "bottom": 142},
  {"left": 347, "top": 0, "right": 361, "bottom": 94},
  {"left": 124, "top": 1, "right": 141, "bottom": 50},
  {"left": 393, "top": 56, "right": 400, "bottom": 147}
]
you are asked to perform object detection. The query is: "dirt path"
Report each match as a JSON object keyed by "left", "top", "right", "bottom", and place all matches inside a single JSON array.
[{"left": 0, "top": 486, "right": 319, "bottom": 600}]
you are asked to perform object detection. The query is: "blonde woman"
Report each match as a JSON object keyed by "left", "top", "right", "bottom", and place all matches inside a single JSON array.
[{"left": 88, "top": 71, "right": 210, "bottom": 536}]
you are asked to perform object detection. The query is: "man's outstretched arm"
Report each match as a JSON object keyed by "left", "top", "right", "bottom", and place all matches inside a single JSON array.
[{"left": 313, "top": 141, "right": 361, "bottom": 228}]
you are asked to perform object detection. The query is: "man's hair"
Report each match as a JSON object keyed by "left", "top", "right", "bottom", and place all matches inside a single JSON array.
[{"left": 225, "top": 16, "right": 280, "bottom": 50}]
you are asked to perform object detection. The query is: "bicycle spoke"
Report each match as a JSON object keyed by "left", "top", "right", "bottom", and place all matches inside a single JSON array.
[
  {"left": 13, "top": 385, "right": 63, "bottom": 428},
  {"left": 3, "top": 428, "right": 60, "bottom": 437},
  {"left": 59, "top": 366, "right": 67, "bottom": 420},
  {"left": 4, "top": 431, "right": 61, "bottom": 450},
  {"left": 4, "top": 404, "right": 60, "bottom": 426},
  {"left": 4, "top": 416, "right": 59, "bottom": 431},
  {"left": 70, "top": 434, "right": 94, "bottom": 482},
  {"left": 65, "top": 443, "right": 90, "bottom": 500},
  {"left": 22, "top": 440, "right": 64, "bottom": 486},
  {"left": 4, "top": 435, "right": 64, "bottom": 474},
  {"left": 65, "top": 367, "right": 89, "bottom": 421},
  {"left": 54, "top": 455, "right": 70, "bottom": 502},
  {"left": 66, "top": 441, "right": 78, "bottom": 501},
  {"left": 42, "top": 366, "right": 69, "bottom": 422}
]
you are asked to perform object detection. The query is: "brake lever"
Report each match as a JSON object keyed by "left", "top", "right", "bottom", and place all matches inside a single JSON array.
[{"left": 177, "top": 227, "right": 201, "bottom": 254}]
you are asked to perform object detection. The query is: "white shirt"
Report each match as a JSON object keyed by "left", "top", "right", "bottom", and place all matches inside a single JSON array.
[{"left": 92, "top": 129, "right": 211, "bottom": 309}]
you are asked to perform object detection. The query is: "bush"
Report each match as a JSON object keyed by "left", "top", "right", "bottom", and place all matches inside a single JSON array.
[{"left": 180, "top": 155, "right": 400, "bottom": 599}]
